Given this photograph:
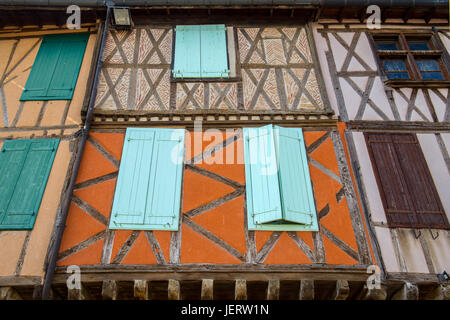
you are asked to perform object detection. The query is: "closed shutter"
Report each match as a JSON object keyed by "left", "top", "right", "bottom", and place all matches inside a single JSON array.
[
  {"left": 144, "top": 129, "right": 185, "bottom": 230},
  {"left": 200, "top": 25, "right": 229, "bottom": 78},
  {"left": 274, "top": 126, "right": 317, "bottom": 228},
  {"left": 173, "top": 25, "right": 202, "bottom": 78},
  {"left": 366, "top": 133, "right": 449, "bottom": 229},
  {"left": 46, "top": 34, "right": 89, "bottom": 99},
  {"left": 173, "top": 25, "right": 229, "bottom": 78},
  {"left": 243, "top": 125, "right": 283, "bottom": 225},
  {"left": 21, "top": 33, "right": 89, "bottom": 101},
  {"left": 110, "top": 128, "right": 185, "bottom": 231},
  {"left": 0, "top": 139, "right": 59, "bottom": 230},
  {"left": 392, "top": 134, "right": 448, "bottom": 229}
]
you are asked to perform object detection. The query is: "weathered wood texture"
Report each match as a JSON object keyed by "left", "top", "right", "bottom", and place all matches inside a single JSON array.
[
  {"left": 299, "top": 280, "right": 314, "bottom": 300},
  {"left": 134, "top": 280, "right": 149, "bottom": 300},
  {"left": 234, "top": 279, "right": 247, "bottom": 300}
]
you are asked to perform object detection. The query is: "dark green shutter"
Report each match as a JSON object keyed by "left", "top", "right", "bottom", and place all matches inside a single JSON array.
[
  {"left": 0, "top": 139, "right": 59, "bottom": 230},
  {"left": 20, "top": 33, "right": 89, "bottom": 101}
]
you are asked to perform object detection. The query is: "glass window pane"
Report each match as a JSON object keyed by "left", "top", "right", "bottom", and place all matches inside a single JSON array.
[
  {"left": 387, "top": 72, "right": 410, "bottom": 80},
  {"left": 416, "top": 59, "right": 440, "bottom": 71},
  {"left": 420, "top": 71, "right": 444, "bottom": 80},
  {"left": 408, "top": 42, "right": 430, "bottom": 51},
  {"left": 377, "top": 42, "right": 398, "bottom": 50},
  {"left": 383, "top": 60, "right": 407, "bottom": 72}
]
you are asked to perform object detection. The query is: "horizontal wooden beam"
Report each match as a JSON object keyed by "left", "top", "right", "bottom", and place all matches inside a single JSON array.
[
  {"left": 0, "top": 276, "right": 41, "bottom": 287},
  {"left": 348, "top": 121, "right": 450, "bottom": 133},
  {"left": 52, "top": 264, "right": 371, "bottom": 284}
]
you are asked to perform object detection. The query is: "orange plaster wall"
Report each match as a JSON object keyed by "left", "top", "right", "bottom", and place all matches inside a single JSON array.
[{"left": 58, "top": 129, "right": 369, "bottom": 267}]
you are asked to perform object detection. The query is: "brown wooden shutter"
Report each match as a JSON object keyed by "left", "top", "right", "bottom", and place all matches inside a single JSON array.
[{"left": 365, "top": 133, "right": 449, "bottom": 230}]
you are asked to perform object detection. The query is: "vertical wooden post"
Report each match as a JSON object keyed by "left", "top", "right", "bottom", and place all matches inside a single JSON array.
[
  {"left": 392, "top": 282, "right": 418, "bottom": 300},
  {"left": 357, "top": 284, "right": 387, "bottom": 300},
  {"left": 134, "top": 280, "right": 149, "bottom": 300},
  {"left": 201, "top": 279, "right": 214, "bottom": 300},
  {"left": 168, "top": 279, "right": 180, "bottom": 300},
  {"left": 266, "top": 279, "right": 280, "bottom": 300},
  {"left": 299, "top": 280, "right": 314, "bottom": 300},
  {"left": 68, "top": 283, "right": 91, "bottom": 300},
  {"left": 0, "top": 287, "right": 22, "bottom": 300},
  {"left": 332, "top": 280, "right": 349, "bottom": 300},
  {"left": 102, "top": 280, "right": 118, "bottom": 300},
  {"left": 235, "top": 279, "right": 247, "bottom": 300}
]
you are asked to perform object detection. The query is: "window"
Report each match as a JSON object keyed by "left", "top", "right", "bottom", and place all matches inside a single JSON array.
[
  {"left": 20, "top": 33, "right": 89, "bottom": 101},
  {"left": 172, "top": 25, "right": 230, "bottom": 79},
  {"left": 109, "top": 128, "right": 185, "bottom": 231},
  {"left": 243, "top": 125, "right": 318, "bottom": 231},
  {"left": 373, "top": 33, "right": 448, "bottom": 83},
  {"left": 0, "top": 139, "right": 59, "bottom": 230},
  {"left": 365, "top": 133, "right": 449, "bottom": 230}
]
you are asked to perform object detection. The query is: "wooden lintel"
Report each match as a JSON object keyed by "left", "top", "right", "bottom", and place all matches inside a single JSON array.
[
  {"left": 102, "top": 280, "right": 118, "bottom": 300},
  {"left": 392, "top": 282, "right": 419, "bottom": 300},
  {"left": 235, "top": 279, "right": 247, "bottom": 300},
  {"left": 332, "top": 280, "right": 349, "bottom": 300},
  {"left": 0, "top": 287, "right": 22, "bottom": 300},
  {"left": 68, "top": 283, "right": 92, "bottom": 300},
  {"left": 266, "top": 280, "right": 280, "bottom": 300},
  {"left": 357, "top": 284, "right": 387, "bottom": 300},
  {"left": 134, "top": 280, "right": 149, "bottom": 300},
  {"left": 201, "top": 279, "right": 214, "bottom": 300},
  {"left": 168, "top": 279, "right": 180, "bottom": 300},
  {"left": 299, "top": 280, "right": 314, "bottom": 300}
]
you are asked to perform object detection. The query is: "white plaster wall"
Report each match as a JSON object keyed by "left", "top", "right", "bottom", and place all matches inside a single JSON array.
[
  {"left": 314, "top": 25, "right": 448, "bottom": 122},
  {"left": 417, "top": 134, "right": 450, "bottom": 220},
  {"left": 353, "top": 131, "right": 450, "bottom": 274},
  {"left": 312, "top": 25, "right": 339, "bottom": 116}
]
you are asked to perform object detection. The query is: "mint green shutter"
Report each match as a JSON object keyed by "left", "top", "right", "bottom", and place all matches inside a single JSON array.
[
  {"left": 274, "top": 126, "right": 317, "bottom": 227},
  {"left": 0, "top": 139, "right": 59, "bottom": 230},
  {"left": 200, "top": 25, "right": 229, "bottom": 78},
  {"left": 243, "top": 125, "right": 282, "bottom": 226},
  {"left": 110, "top": 128, "right": 185, "bottom": 230},
  {"left": 144, "top": 129, "right": 184, "bottom": 230},
  {"left": 21, "top": 33, "right": 88, "bottom": 101},
  {"left": 173, "top": 25, "right": 201, "bottom": 78},
  {"left": 110, "top": 129, "right": 155, "bottom": 228}
]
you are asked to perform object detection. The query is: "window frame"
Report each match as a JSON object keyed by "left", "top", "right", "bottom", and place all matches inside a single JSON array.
[
  {"left": 170, "top": 24, "right": 240, "bottom": 82},
  {"left": 370, "top": 31, "right": 450, "bottom": 88}
]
